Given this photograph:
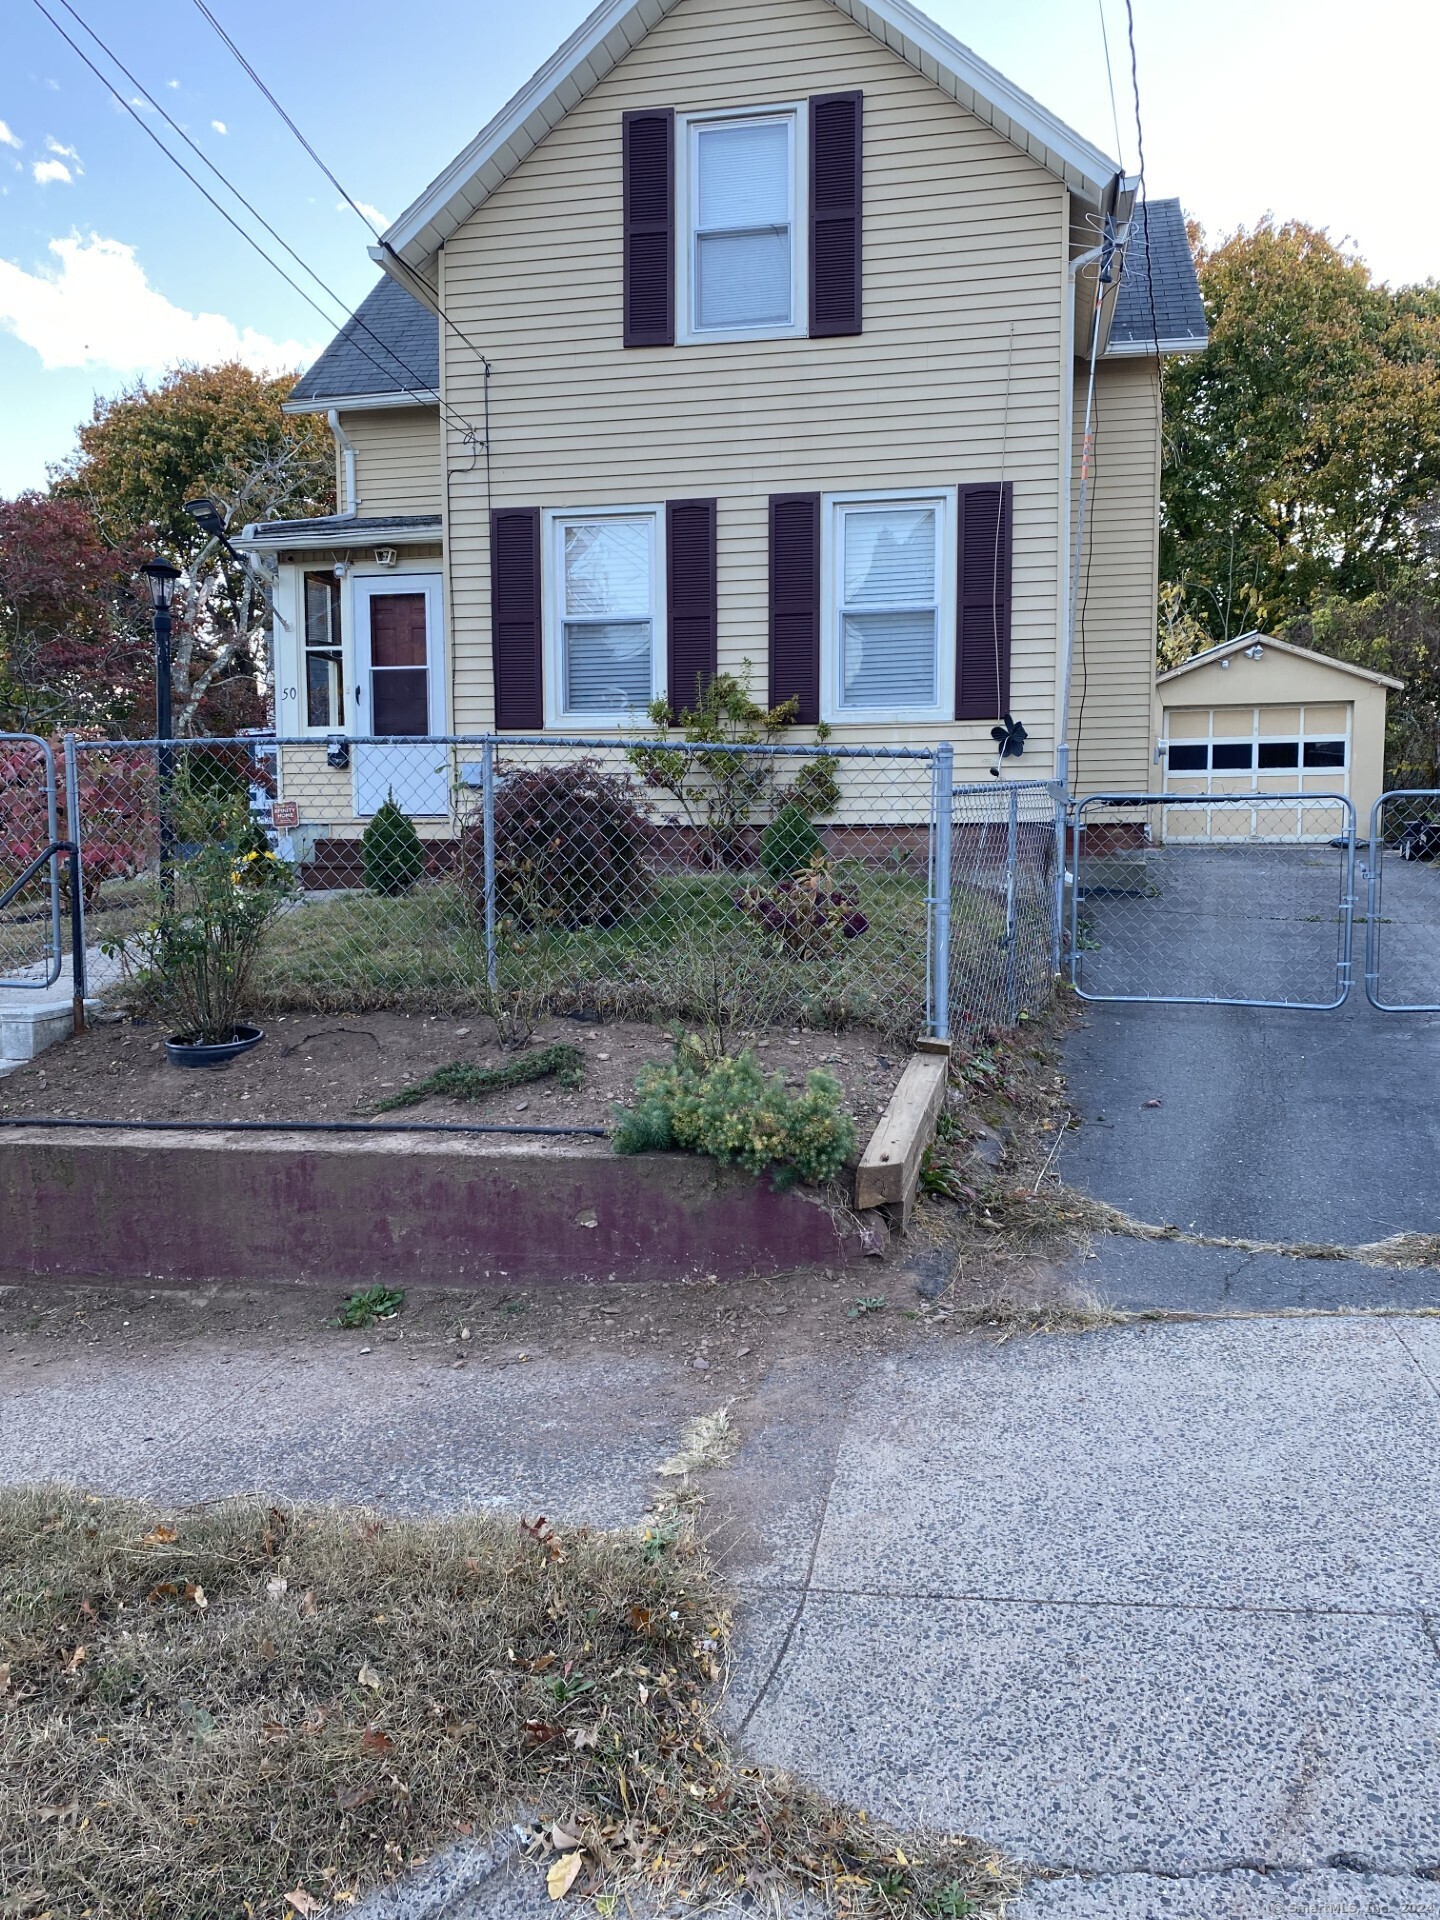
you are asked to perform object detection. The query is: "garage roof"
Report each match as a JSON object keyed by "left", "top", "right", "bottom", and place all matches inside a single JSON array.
[{"left": 1158, "top": 633, "right": 1403, "bottom": 692}]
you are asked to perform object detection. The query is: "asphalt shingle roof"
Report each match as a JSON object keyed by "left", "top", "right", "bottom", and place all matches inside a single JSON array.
[
  {"left": 1109, "top": 198, "right": 1208, "bottom": 351},
  {"left": 241, "top": 513, "right": 442, "bottom": 544},
  {"left": 288, "top": 276, "right": 439, "bottom": 405}
]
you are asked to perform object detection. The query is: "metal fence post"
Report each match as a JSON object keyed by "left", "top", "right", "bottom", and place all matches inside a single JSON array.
[
  {"left": 1050, "top": 782, "right": 1067, "bottom": 980},
  {"left": 1003, "top": 783, "right": 1020, "bottom": 1025},
  {"left": 63, "top": 734, "right": 87, "bottom": 1031},
  {"left": 931, "top": 742, "right": 953, "bottom": 1042},
  {"left": 481, "top": 736, "right": 498, "bottom": 992}
]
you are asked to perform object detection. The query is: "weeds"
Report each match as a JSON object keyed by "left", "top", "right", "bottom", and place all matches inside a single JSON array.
[
  {"left": 331, "top": 1286, "right": 404, "bottom": 1329},
  {"left": 848, "top": 1295, "right": 887, "bottom": 1318},
  {"left": 373, "top": 1042, "right": 584, "bottom": 1113}
]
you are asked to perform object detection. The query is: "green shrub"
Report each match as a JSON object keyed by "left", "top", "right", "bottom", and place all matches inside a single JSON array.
[
  {"left": 362, "top": 793, "right": 425, "bottom": 896},
  {"left": 760, "top": 804, "right": 824, "bottom": 879},
  {"left": 613, "top": 1037, "right": 855, "bottom": 1189}
]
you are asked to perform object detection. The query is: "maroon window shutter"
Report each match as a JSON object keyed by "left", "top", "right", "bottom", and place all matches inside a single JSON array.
[
  {"left": 809, "top": 91, "right": 862, "bottom": 338},
  {"left": 769, "top": 493, "right": 821, "bottom": 725},
  {"left": 956, "top": 482, "right": 1013, "bottom": 721},
  {"left": 623, "top": 109, "right": 675, "bottom": 347},
  {"left": 666, "top": 499, "right": 717, "bottom": 714},
  {"left": 490, "top": 507, "right": 543, "bottom": 730}
]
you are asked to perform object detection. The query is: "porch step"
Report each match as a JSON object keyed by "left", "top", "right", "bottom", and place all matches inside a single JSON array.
[{"left": 0, "top": 995, "right": 101, "bottom": 1073}]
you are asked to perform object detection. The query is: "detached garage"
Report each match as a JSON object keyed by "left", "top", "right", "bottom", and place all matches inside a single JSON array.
[{"left": 1155, "top": 634, "right": 1402, "bottom": 841}]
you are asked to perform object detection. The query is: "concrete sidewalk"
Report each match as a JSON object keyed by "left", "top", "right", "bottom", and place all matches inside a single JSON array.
[
  {"left": 8, "top": 1299, "right": 1440, "bottom": 1916},
  {"left": 725, "top": 1316, "right": 1440, "bottom": 1915}
]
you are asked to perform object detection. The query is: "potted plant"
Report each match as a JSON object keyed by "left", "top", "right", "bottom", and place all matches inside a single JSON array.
[{"left": 126, "top": 799, "right": 294, "bottom": 1067}]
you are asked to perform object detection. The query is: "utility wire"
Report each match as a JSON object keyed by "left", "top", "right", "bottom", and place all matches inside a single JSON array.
[
  {"left": 31, "top": 0, "right": 481, "bottom": 448},
  {"left": 1096, "top": 0, "right": 1126, "bottom": 170},
  {"left": 1124, "top": 0, "right": 1164, "bottom": 364},
  {"left": 187, "top": 0, "right": 495, "bottom": 379}
]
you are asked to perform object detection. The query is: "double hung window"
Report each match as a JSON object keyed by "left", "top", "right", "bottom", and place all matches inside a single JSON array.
[
  {"left": 825, "top": 494, "right": 951, "bottom": 723},
  {"left": 681, "top": 109, "right": 804, "bottom": 341},
  {"left": 546, "top": 510, "right": 663, "bottom": 725}
]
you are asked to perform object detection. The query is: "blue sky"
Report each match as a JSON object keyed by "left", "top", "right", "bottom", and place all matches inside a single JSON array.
[{"left": 2, "top": 0, "right": 1436, "bottom": 496}]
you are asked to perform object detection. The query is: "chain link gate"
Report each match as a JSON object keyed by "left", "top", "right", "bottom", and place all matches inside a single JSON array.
[
  {"left": 0, "top": 732, "right": 65, "bottom": 991},
  {"left": 1366, "top": 790, "right": 1440, "bottom": 1011},
  {"left": 1067, "top": 791, "right": 1357, "bottom": 1009}
]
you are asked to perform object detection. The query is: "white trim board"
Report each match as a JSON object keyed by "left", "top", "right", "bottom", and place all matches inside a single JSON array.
[
  {"left": 1158, "top": 632, "right": 1404, "bottom": 692},
  {"left": 378, "top": 0, "right": 1120, "bottom": 277}
]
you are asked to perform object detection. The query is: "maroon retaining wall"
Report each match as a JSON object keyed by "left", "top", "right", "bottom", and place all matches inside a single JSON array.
[{"left": 0, "top": 1130, "right": 885, "bottom": 1289}]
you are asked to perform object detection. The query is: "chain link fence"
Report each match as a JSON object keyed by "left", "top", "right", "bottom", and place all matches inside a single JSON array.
[
  {"left": 947, "top": 778, "right": 1062, "bottom": 1035},
  {"left": 0, "top": 733, "right": 63, "bottom": 990},
  {"left": 1366, "top": 790, "right": 1440, "bottom": 1011},
  {"left": 1069, "top": 792, "right": 1356, "bottom": 1009}
]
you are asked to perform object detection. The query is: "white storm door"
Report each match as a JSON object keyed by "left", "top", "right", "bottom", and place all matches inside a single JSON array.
[{"left": 352, "top": 574, "right": 448, "bottom": 818}]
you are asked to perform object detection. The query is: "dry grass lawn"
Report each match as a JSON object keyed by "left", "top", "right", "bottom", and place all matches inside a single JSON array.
[{"left": 0, "top": 1487, "right": 1015, "bottom": 1920}]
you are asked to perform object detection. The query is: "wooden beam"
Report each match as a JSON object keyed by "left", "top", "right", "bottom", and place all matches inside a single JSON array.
[{"left": 854, "top": 1050, "right": 951, "bottom": 1215}]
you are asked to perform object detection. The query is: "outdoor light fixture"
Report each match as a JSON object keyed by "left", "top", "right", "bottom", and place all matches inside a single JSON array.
[
  {"left": 139, "top": 556, "right": 181, "bottom": 613},
  {"left": 1245, "top": 643, "right": 1265, "bottom": 660},
  {"left": 184, "top": 497, "right": 243, "bottom": 562}
]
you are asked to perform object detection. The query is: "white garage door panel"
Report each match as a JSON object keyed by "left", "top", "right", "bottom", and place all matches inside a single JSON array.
[{"left": 1161, "top": 702, "right": 1353, "bottom": 843}]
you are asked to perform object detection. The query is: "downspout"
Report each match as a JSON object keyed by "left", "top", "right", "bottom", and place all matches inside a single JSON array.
[{"left": 327, "top": 408, "right": 358, "bottom": 516}]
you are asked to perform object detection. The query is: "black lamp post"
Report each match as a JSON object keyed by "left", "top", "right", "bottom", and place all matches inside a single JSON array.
[{"left": 140, "top": 558, "right": 182, "bottom": 894}]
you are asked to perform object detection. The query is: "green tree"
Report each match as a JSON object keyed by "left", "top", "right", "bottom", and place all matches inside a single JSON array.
[
  {"left": 1286, "top": 585, "right": 1440, "bottom": 788},
  {"left": 1161, "top": 220, "right": 1440, "bottom": 650}
]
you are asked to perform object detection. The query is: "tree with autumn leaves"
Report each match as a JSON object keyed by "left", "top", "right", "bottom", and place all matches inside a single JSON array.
[
  {"left": 1160, "top": 218, "right": 1440, "bottom": 778},
  {"left": 0, "top": 362, "right": 332, "bottom": 738}
]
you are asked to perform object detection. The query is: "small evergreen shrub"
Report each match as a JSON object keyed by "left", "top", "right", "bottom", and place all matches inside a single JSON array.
[
  {"left": 362, "top": 793, "right": 425, "bottom": 896},
  {"left": 613, "top": 1038, "right": 855, "bottom": 1190},
  {"left": 461, "top": 761, "right": 652, "bottom": 929},
  {"left": 760, "top": 804, "right": 824, "bottom": 879}
]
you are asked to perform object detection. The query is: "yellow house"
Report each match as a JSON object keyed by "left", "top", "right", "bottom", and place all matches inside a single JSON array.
[
  {"left": 238, "top": 0, "right": 1206, "bottom": 830},
  {"left": 1155, "top": 633, "right": 1403, "bottom": 841}
]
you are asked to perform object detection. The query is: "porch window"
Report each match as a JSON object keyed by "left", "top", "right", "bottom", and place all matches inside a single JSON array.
[
  {"left": 303, "top": 572, "right": 343, "bottom": 730},
  {"left": 546, "top": 509, "right": 663, "bottom": 725},
  {"left": 829, "top": 495, "right": 949, "bottom": 722}
]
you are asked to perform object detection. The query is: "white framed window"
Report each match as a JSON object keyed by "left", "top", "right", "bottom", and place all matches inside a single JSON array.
[
  {"left": 677, "top": 104, "right": 807, "bottom": 344},
  {"left": 542, "top": 506, "right": 666, "bottom": 727},
  {"left": 301, "top": 570, "right": 344, "bottom": 732},
  {"left": 821, "top": 491, "right": 954, "bottom": 724}
]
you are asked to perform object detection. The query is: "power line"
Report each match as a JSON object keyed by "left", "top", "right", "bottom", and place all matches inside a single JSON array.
[
  {"left": 30, "top": 0, "right": 481, "bottom": 450},
  {"left": 1123, "top": 0, "right": 1163, "bottom": 364},
  {"left": 1096, "top": 0, "right": 1126, "bottom": 170},
  {"left": 187, "top": 0, "right": 495, "bottom": 379}
]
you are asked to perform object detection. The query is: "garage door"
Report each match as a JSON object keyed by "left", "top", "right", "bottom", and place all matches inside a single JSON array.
[{"left": 1159, "top": 702, "right": 1352, "bottom": 841}]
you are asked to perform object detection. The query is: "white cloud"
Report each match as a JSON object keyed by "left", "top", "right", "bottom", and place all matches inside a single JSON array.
[
  {"left": 167, "top": 79, "right": 180, "bottom": 90},
  {"left": 211, "top": 119, "right": 228, "bottom": 135},
  {"left": 44, "top": 135, "right": 79, "bottom": 159},
  {"left": 33, "top": 159, "right": 72, "bottom": 185},
  {"left": 0, "top": 121, "right": 21, "bottom": 150},
  {"left": 340, "top": 198, "right": 390, "bottom": 229},
  {"left": 0, "top": 233, "right": 320, "bottom": 376}
]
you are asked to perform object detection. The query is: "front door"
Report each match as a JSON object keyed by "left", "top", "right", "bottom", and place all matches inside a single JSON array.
[{"left": 353, "top": 575, "right": 448, "bottom": 817}]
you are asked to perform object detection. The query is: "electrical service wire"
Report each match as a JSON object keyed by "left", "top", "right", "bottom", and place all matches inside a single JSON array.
[
  {"left": 187, "top": 0, "right": 496, "bottom": 382},
  {"left": 30, "top": 0, "right": 482, "bottom": 446}
]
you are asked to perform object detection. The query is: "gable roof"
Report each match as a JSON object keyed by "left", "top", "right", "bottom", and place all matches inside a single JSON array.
[
  {"left": 1107, "top": 198, "right": 1207, "bottom": 356},
  {"left": 284, "top": 275, "right": 439, "bottom": 412},
  {"left": 378, "top": 0, "right": 1122, "bottom": 274},
  {"left": 1157, "top": 633, "right": 1403, "bottom": 692}
]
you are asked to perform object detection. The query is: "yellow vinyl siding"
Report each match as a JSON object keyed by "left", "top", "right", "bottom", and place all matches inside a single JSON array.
[
  {"left": 1067, "top": 355, "right": 1161, "bottom": 794},
  {"left": 436, "top": 0, "right": 1071, "bottom": 780},
  {"left": 337, "top": 407, "right": 443, "bottom": 517}
]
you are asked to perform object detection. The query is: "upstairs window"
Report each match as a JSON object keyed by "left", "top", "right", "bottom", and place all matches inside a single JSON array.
[
  {"left": 303, "top": 572, "right": 343, "bottom": 730},
  {"left": 680, "top": 108, "right": 806, "bottom": 342}
]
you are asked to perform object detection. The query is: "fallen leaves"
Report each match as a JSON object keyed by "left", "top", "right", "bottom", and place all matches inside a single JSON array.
[
  {"left": 285, "top": 1891, "right": 322, "bottom": 1916},
  {"left": 357, "top": 1663, "right": 382, "bottom": 1691},
  {"left": 140, "top": 1524, "right": 177, "bottom": 1546},
  {"left": 546, "top": 1851, "right": 584, "bottom": 1901}
]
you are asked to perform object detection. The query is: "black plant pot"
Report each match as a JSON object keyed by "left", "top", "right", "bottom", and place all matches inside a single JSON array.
[{"left": 165, "top": 1024, "right": 265, "bottom": 1070}]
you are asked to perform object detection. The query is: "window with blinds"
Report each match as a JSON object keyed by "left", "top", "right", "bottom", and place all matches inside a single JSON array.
[
  {"left": 303, "top": 571, "right": 343, "bottom": 730},
  {"left": 548, "top": 511, "right": 662, "bottom": 724},
  {"left": 831, "top": 498, "right": 949, "bottom": 721},
  {"left": 682, "top": 110, "right": 805, "bottom": 341}
]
